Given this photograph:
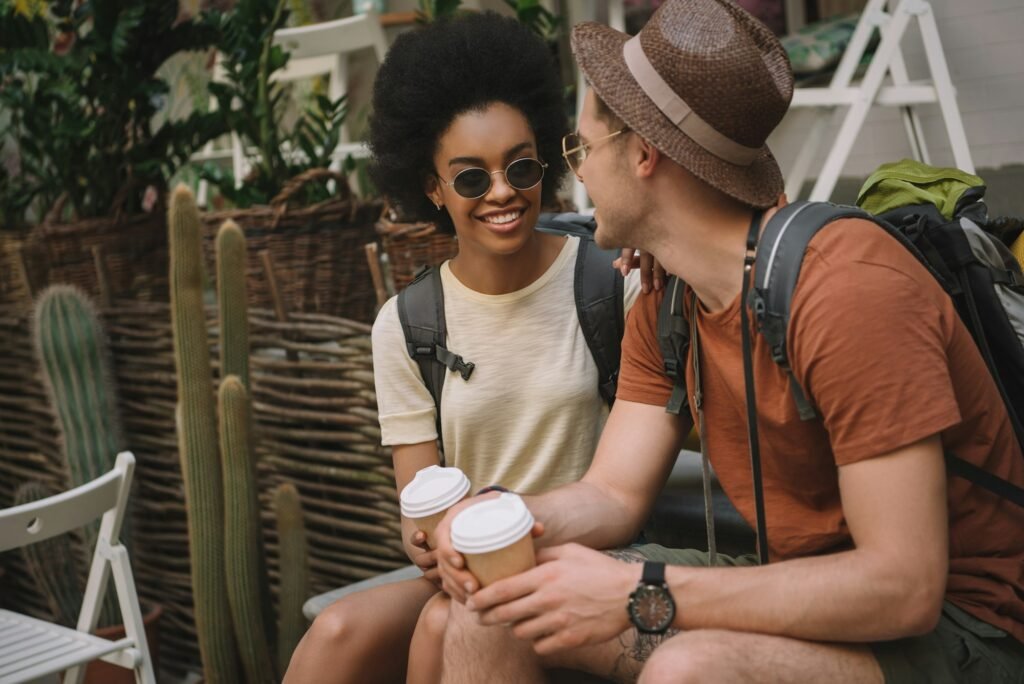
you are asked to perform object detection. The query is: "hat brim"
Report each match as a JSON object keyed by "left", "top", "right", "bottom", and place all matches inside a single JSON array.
[{"left": 572, "top": 21, "right": 784, "bottom": 209}]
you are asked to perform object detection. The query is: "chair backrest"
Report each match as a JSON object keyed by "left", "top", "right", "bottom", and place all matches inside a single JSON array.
[
  {"left": 272, "top": 8, "right": 388, "bottom": 102},
  {"left": 195, "top": 11, "right": 389, "bottom": 203},
  {"left": 0, "top": 451, "right": 135, "bottom": 553}
]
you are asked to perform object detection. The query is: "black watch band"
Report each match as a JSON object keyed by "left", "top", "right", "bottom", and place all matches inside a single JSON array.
[
  {"left": 641, "top": 561, "right": 666, "bottom": 585},
  {"left": 475, "top": 485, "right": 510, "bottom": 496}
]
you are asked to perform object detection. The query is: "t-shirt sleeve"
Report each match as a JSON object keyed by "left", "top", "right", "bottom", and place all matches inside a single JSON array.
[
  {"left": 371, "top": 296, "right": 438, "bottom": 446},
  {"left": 616, "top": 287, "right": 674, "bottom": 406},
  {"left": 789, "top": 222, "right": 962, "bottom": 466}
]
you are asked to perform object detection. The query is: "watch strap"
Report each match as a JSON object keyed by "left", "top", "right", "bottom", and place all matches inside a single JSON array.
[{"left": 641, "top": 561, "right": 666, "bottom": 585}]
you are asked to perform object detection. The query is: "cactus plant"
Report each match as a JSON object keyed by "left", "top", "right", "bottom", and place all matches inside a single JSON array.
[
  {"left": 220, "top": 375, "right": 276, "bottom": 683},
  {"left": 274, "top": 482, "right": 310, "bottom": 675},
  {"left": 33, "top": 284, "right": 124, "bottom": 493},
  {"left": 217, "top": 220, "right": 250, "bottom": 390},
  {"left": 14, "top": 481, "right": 85, "bottom": 628},
  {"left": 169, "top": 183, "right": 241, "bottom": 682},
  {"left": 32, "top": 283, "right": 126, "bottom": 626}
]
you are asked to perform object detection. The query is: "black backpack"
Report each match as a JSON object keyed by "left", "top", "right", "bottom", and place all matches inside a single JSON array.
[
  {"left": 658, "top": 191, "right": 1024, "bottom": 561},
  {"left": 397, "top": 213, "right": 624, "bottom": 446}
]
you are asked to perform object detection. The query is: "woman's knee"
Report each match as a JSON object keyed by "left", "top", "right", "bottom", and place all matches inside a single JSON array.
[{"left": 307, "top": 599, "right": 366, "bottom": 647}]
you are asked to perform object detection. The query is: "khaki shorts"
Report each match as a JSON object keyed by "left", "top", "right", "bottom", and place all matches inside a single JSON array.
[{"left": 631, "top": 544, "right": 1024, "bottom": 683}]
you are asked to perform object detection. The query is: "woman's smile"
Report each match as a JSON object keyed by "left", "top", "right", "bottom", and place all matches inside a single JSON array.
[{"left": 475, "top": 207, "right": 526, "bottom": 234}]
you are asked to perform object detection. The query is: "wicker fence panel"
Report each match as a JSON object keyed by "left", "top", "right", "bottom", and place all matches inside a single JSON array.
[
  {"left": 114, "top": 302, "right": 404, "bottom": 677},
  {"left": 0, "top": 300, "right": 404, "bottom": 679}
]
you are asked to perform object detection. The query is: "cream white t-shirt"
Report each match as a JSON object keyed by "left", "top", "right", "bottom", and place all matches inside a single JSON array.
[{"left": 371, "top": 236, "right": 641, "bottom": 494}]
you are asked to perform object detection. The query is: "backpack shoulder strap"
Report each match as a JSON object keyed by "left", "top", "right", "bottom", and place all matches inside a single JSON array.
[
  {"left": 657, "top": 275, "right": 690, "bottom": 415},
  {"left": 397, "top": 267, "right": 476, "bottom": 442},
  {"left": 751, "top": 201, "right": 875, "bottom": 420},
  {"left": 574, "top": 236, "right": 624, "bottom": 406}
]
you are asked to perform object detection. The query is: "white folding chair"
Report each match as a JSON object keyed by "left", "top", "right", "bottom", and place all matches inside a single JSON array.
[
  {"left": 0, "top": 452, "right": 155, "bottom": 684},
  {"left": 785, "top": 0, "right": 974, "bottom": 201},
  {"left": 195, "top": 9, "right": 389, "bottom": 205},
  {"left": 569, "top": 0, "right": 627, "bottom": 213}
]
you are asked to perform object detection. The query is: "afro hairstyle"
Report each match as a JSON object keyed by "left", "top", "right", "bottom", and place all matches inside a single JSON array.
[{"left": 368, "top": 11, "right": 569, "bottom": 234}]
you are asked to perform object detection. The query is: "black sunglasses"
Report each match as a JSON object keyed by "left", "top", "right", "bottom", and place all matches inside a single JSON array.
[{"left": 437, "top": 158, "right": 547, "bottom": 199}]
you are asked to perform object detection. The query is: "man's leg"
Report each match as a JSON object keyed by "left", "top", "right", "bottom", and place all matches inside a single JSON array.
[
  {"left": 638, "top": 629, "right": 882, "bottom": 684},
  {"left": 283, "top": 577, "right": 438, "bottom": 684},
  {"left": 441, "top": 597, "right": 547, "bottom": 684}
]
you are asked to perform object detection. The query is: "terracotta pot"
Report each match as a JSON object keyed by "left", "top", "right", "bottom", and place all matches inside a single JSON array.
[{"left": 82, "top": 603, "right": 164, "bottom": 683}]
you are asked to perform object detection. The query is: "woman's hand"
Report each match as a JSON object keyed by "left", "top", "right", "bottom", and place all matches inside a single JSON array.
[
  {"left": 614, "top": 248, "right": 666, "bottom": 293},
  {"left": 408, "top": 529, "right": 442, "bottom": 589}
]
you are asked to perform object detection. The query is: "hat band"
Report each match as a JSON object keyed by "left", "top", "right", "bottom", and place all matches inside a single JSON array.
[{"left": 623, "top": 35, "right": 760, "bottom": 166}]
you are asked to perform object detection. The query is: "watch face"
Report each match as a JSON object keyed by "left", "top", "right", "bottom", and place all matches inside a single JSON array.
[{"left": 629, "top": 585, "right": 675, "bottom": 633}]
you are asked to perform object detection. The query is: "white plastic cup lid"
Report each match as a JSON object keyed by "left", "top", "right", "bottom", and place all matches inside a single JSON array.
[
  {"left": 450, "top": 493, "right": 535, "bottom": 555},
  {"left": 400, "top": 465, "right": 471, "bottom": 519}
]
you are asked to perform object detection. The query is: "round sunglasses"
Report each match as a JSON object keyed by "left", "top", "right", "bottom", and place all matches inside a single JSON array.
[{"left": 437, "top": 157, "right": 548, "bottom": 199}]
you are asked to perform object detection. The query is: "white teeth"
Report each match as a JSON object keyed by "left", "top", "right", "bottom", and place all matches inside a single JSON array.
[{"left": 481, "top": 210, "right": 522, "bottom": 225}]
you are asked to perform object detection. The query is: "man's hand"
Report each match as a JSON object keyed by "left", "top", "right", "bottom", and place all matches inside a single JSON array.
[
  {"left": 613, "top": 248, "right": 665, "bottom": 293},
  {"left": 408, "top": 530, "right": 442, "bottom": 589},
  {"left": 435, "top": 494, "right": 493, "bottom": 603},
  {"left": 467, "top": 543, "right": 639, "bottom": 656},
  {"left": 436, "top": 493, "right": 545, "bottom": 603}
]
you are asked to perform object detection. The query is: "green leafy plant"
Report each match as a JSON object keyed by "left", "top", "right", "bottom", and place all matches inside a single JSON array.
[
  {"left": 415, "top": 0, "right": 463, "bottom": 23},
  {"left": 200, "top": 0, "right": 349, "bottom": 208},
  {"left": 0, "top": 0, "right": 225, "bottom": 230},
  {"left": 504, "top": 0, "right": 560, "bottom": 42}
]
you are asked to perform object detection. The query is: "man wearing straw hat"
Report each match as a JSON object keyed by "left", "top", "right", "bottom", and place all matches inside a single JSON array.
[{"left": 431, "top": 0, "right": 1024, "bottom": 681}]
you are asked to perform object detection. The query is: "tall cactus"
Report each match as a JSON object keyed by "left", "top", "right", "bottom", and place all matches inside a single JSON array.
[
  {"left": 220, "top": 375, "right": 275, "bottom": 683},
  {"left": 32, "top": 283, "right": 125, "bottom": 626},
  {"left": 14, "top": 481, "right": 85, "bottom": 628},
  {"left": 217, "top": 220, "right": 250, "bottom": 390},
  {"left": 274, "top": 482, "right": 310, "bottom": 676},
  {"left": 169, "top": 183, "right": 240, "bottom": 682}
]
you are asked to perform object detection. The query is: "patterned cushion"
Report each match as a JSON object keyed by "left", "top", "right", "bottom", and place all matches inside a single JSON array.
[{"left": 782, "top": 12, "right": 862, "bottom": 75}]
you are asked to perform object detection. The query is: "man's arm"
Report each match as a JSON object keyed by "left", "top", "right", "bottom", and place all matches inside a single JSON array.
[
  {"left": 470, "top": 433, "right": 948, "bottom": 652},
  {"left": 526, "top": 399, "right": 690, "bottom": 550},
  {"left": 660, "top": 433, "right": 948, "bottom": 640},
  {"left": 435, "top": 399, "right": 690, "bottom": 602}
]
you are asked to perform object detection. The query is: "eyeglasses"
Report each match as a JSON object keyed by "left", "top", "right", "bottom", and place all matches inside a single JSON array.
[
  {"left": 436, "top": 158, "right": 548, "bottom": 200},
  {"left": 561, "top": 128, "right": 629, "bottom": 175}
]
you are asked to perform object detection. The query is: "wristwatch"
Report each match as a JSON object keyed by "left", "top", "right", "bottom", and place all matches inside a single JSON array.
[{"left": 627, "top": 561, "right": 676, "bottom": 634}]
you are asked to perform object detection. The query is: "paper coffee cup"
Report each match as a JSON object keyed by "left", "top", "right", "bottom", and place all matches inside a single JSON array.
[
  {"left": 450, "top": 493, "right": 536, "bottom": 587},
  {"left": 400, "top": 465, "right": 471, "bottom": 548}
]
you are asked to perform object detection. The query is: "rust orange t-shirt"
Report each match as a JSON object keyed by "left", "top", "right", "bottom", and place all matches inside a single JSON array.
[{"left": 618, "top": 217, "right": 1024, "bottom": 642}]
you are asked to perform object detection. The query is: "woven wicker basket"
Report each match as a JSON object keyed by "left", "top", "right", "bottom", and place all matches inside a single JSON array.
[
  {"left": 374, "top": 205, "right": 458, "bottom": 292},
  {"left": 3, "top": 195, "right": 170, "bottom": 306},
  {"left": 203, "top": 169, "right": 382, "bottom": 323}
]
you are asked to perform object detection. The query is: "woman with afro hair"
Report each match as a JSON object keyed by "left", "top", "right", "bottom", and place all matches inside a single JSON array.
[{"left": 283, "top": 12, "right": 641, "bottom": 684}]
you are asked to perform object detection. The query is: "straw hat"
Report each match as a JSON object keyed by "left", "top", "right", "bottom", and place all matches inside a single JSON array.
[{"left": 571, "top": 0, "right": 794, "bottom": 208}]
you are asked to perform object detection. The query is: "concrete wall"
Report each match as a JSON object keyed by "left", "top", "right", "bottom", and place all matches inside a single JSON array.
[{"left": 767, "top": 0, "right": 1024, "bottom": 191}]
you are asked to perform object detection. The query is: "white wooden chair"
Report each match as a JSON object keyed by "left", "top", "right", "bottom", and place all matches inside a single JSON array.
[
  {"left": 0, "top": 452, "right": 155, "bottom": 684},
  {"left": 785, "top": 0, "right": 974, "bottom": 201},
  {"left": 195, "top": 9, "right": 389, "bottom": 205},
  {"left": 569, "top": 0, "right": 627, "bottom": 213}
]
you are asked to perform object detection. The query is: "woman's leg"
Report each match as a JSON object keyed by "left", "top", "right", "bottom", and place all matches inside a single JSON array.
[
  {"left": 406, "top": 592, "right": 451, "bottom": 684},
  {"left": 283, "top": 577, "right": 439, "bottom": 684}
]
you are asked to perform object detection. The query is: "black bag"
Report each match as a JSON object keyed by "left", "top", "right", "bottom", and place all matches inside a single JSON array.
[{"left": 398, "top": 213, "right": 624, "bottom": 447}]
